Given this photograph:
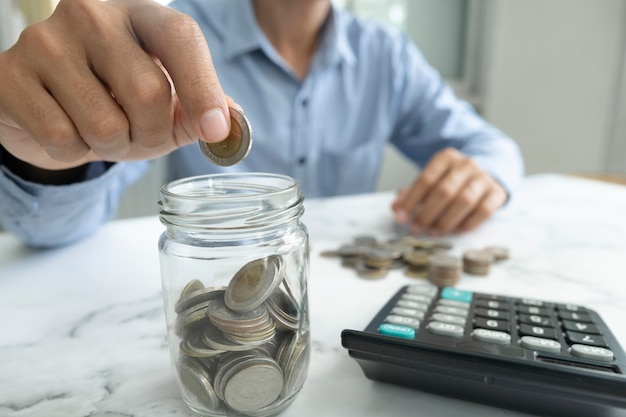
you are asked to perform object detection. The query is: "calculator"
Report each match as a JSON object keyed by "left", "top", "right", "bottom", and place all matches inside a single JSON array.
[{"left": 341, "top": 282, "right": 626, "bottom": 417}]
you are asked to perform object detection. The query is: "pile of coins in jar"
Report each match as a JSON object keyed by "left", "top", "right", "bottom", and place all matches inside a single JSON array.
[
  {"left": 321, "top": 235, "right": 509, "bottom": 286},
  {"left": 173, "top": 255, "right": 308, "bottom": 416}
]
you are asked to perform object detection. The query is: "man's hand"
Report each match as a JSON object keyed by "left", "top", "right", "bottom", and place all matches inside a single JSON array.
[
  {"left": 0, "top": 0, "right": 231, "bottom": 173},
  {"left": 391, "top": 148, "right": 507, "bottom": 235}
]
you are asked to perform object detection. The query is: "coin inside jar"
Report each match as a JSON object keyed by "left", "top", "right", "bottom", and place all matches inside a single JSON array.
[
  {"left": 225, "top": 256, "right": 284, "bottom": 312},
  {"left": 198, "top": 107, "right": 252, "bottom": 166}
]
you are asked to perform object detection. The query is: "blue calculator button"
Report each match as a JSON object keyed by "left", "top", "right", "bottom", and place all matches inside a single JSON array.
[
  {"left": 441, "top": 287, "right": 473, "bottom": 304},
  {"left": 378, "top": 323, "right": 415, "bottom": 339}
]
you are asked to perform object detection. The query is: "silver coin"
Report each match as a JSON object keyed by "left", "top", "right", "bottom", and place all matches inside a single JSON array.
[
  {"left": 175, "top": 286, "right": 227, "bottom": 314},
  {"left": 483, "top": 246, "right": 510, "bottom": 261},
  {"left": 180, "top": 333, "right": 226, "bottom": 358},
  {"left": 225, "top": 256, "right": 284, "bottom": 312},
  {"left": 214, "top": 352, "right": 260, "bottom": 400},
  {"left": 223, "top": 360, "right": 284, "bottom": 412},
  {"left": 179, "top": 279, "right": 205, "bottom": 299},
  {"left": 202, "top": 324, "right": 254, "bottom": 352},
  {"left": 174, "top": 301, "right": 214, "bottom": 337},
  {"left": 279, "top": 332, "right": 309, "bottom": 398},
  {"left": 198, "top": 107, "right": 252, "bottom": 166},
  {"left": 266, "top": 289, "right": 299, "bottom": 331},
  {"left": 208, "top": 298, "right": 269, "bottom": 328},
  {"left": 177, "top": 357, "right": 221, "bottom": 410}
]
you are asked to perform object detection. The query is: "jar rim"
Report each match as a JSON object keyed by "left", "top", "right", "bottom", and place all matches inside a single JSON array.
[{"left": 160, "top": 172, "right": 300, "bottom": 201}]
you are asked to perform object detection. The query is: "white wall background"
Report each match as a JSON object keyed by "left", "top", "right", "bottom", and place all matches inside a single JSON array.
[{"left": 482, "top": 0, "right": 626, "bottom": 176}]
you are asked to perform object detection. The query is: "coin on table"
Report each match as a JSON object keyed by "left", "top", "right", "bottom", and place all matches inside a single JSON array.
[
  {"left": 463, "top": 249, "right": 495, "bottom": 276},
  {"left": 199, "top": 107, "right": 252, "bottom": 166},
  {"left": 428, "top": 254, "right": 462, "bottom": 286},
  {"left": 225, "top": 256, "right": 284, "bottom": 312},
  {"left": 483, "top": 246, "right": 510, "bottom": 262}
]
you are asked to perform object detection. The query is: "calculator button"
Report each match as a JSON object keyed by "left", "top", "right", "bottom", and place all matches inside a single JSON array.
[
  {"left": 562, "top": 320, "right": 600, "bottom": 335},
  {"left": 406, "top": 284, "right": 438, "bottom": 297},
  {"left": 518, "top": 314, "right": 552, "bottom": 327},
  {"left": 519, "top": 324, "right": 557, "bottom": 340},
  {"left": 476, "top": 299, "right": 508, "bottom": 311},
  {"left": 566, "top": 331, "right": 608, "bottom": 348},
  {"left": 391, "top": 307, "right": 425, "bottom": 320},
  {"left": 519, "top": 298, "right": 549, "bottom": 307},
  {"left": 434, "top": 305, "right": 469, "bottom": 317},
  {"left": 570, "top": 344, "right": 614, "bottom": 362},
  {"left": 427, "top": 321, "right": 464, "bottom": 338},
  {"left": 378, "top": 323, "right": 415, "bottom": 339},
  {"left": 475, "top": 308, "right": 510, "bottom": 320},
  {"left": 472, "top": 328, "right": 511, "bottom": 345},
  {"left": 431, "top": 313, "right": 466, "bottom": 326},
  {"left": 438, "top": 299, "right": 471, "bottom": 309},
  {"left": 441, "top": 287, "right": 473, "bottom": 304},
  {"left": 520, "top": 336, "right": 562, "bottom": 353},
  {"left": 474, "top": 317, "right": 510, "bottom": 332},
  {"left": 517, "top": 305, "right": 549, "bottom": 316},
  {"left": 385, "top": 315, "right": 421, "bottom": 328},
  {"left": 557, "top": 304, "right": 587, "bottom": 313},
  {"left": 400, "top": 293, "right": 432, "bottom": 303},
  {"left": 559, "top": 311, "right": 593, "bottom": 323},
  {"left": 395, "top": 300, "right": 429, "bottom": 311}
]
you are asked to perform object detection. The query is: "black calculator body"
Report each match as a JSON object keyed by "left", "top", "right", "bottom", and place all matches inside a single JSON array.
[{"left": 341, "top": 283, "right": 626, "bottom": 417}]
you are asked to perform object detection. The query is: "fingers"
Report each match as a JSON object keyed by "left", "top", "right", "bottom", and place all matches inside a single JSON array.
[
  {"left": 0, "top": 0, "right": 235, "bottom": 172},
  {"left": 0, "top": 25, "right": 92, "bottom": 167},
  {"left": 392, "top": 148, "right": 507, "bottom": 235},
  {"left": 127, "top": 0, "right": 231, "bottom": 144}
]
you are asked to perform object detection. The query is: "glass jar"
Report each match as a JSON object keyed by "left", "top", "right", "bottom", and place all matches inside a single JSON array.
[{"left": 158, "top": 173, "right": 310, "bottom": 417}]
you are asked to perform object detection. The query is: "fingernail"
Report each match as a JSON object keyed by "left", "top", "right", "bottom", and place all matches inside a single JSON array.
[{"left": 200, "top": 109, "right": 229, "bottom": 142}]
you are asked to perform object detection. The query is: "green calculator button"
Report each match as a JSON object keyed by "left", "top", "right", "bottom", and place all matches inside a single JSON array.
[
  {"left": 441, "top": 287, "right": 473, "bottom": 304},
  {"left": 378, "top": 323, "right": 415, "bottom": 339}
]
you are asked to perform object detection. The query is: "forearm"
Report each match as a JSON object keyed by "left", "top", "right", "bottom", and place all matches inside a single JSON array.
[{"left": 0, "top": 160, "right": 149, "bottom": 248}]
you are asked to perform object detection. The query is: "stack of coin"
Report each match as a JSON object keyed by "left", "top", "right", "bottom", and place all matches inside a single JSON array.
[
  {"left": 462, "top": 249, "right": 495, "bottom": 276},
  {"left": 172, "top": 255, "right": 309, "bottom": 416},
  {"left": 428, "top": 253, "right": 462, "bottom": 286},
  {"left": 355, "top": 247, "right": 399, "bottom": 279},
  {"left": 322, "top": 235, "right": 509, "bottom": 285},
  {"left": 207, "top": 299, "right": 276, "bottom": 346},
  {"left": 403, "top": 250, "right": 430, "bottom": 278}
]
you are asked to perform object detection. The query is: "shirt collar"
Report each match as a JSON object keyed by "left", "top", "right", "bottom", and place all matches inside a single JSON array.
[
  {"left": 223, "top": 0, "right": 263, "bottom": 60},
  {"left": 222, "top": 0, "right": 356, "bottom": 67}
]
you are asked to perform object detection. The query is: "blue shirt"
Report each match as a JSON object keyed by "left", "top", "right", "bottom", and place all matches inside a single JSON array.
[{"left": 0, "top": 0, "right": 523, "bottom": 247}]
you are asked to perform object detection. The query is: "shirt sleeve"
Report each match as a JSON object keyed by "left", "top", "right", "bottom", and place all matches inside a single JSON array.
[
  {"left": 0, "top": 160, "right": 149, "bottom": 248},
  {"left": 388, "top": 35, "right": 524, "bottom": 198}
]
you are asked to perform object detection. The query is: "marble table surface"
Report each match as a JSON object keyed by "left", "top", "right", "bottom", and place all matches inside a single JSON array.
[{"left": 1, "top": 174, "right": 625, "bottom": 417}]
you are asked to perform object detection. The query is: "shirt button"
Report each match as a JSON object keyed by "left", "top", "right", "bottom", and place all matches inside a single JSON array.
[
  {"left": 298, "top": 157, "right": 307, "bottom": 165},
  {"left": 301, "top": 99, "right": 309, "bottom": 107}
]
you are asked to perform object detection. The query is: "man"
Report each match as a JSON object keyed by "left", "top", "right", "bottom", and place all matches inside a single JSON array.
[{"left": 0, "top": 0, "right": 523, "bottom": 247}]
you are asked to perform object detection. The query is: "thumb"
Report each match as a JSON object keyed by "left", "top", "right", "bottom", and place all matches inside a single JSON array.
[{"left": 128, "top": 1, "right": 230, "bottom": 143}]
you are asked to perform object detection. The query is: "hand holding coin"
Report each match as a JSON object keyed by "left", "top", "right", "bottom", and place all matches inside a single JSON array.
[{"left": 199, "top": 107, "right": 253, "bottom": 166}]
